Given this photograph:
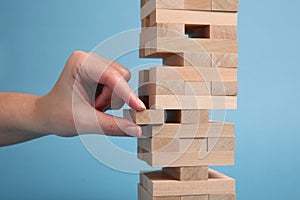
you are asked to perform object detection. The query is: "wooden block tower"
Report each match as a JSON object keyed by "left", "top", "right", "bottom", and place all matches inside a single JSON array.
[{"left": 124, "top": 0, "right": 238, "bottom": 199}]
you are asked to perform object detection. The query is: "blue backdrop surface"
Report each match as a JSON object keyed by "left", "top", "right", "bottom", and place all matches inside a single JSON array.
[{"left": 1, "top": 0, "right": 300, "bottom": 199}]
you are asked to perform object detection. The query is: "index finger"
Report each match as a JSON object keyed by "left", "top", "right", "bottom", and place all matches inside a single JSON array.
[{"left": 79, "top": 53, "right": 146, "bottom": 111}]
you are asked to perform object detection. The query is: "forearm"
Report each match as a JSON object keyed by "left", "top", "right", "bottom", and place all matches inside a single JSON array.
[{"left": 0, "top": 93, "right": 48, "bottom": 146}]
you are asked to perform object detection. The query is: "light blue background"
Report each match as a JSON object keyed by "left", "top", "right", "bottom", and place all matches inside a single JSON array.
[{"left": 1, "top": 0, "right": 300, "bottom": 199}]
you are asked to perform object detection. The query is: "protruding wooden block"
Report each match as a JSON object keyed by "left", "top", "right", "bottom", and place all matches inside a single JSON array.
[
  {"left": 212, "top": 53, "right": 238, "bottom": 68},
  {"left": 208, "top": 138, "right": 235, "bottom": 151},
  {"left": 139, "top": 81, "right": 185, "bottom": 95},
  {"left": 123, "top": 109, "right": 164, "bottom": 125},
  {"left": 141, "top": 38, "right": 238, "bottom": 56},
  {"left": 140, "top": 169, "right": 236, "bottom": 196},
  {"left": 149, "top": 67, "right": 237, "bottom": 82},
  {"left": 165, "top": 110, "right": 209, "bottom": 124},
  {"left": 149, "top": 95, "right": 237, "bottom": 110},
  {"left": 162, "top": 53, "right": 211, "bottom": 67},
  {"left": 139, "top": 70, "right": 150, "bottom": 84},
  {"left": 142, "top": 122, "right": 235, "bottom": 138},
  {"left": 210, "top": 25, "right": 237, "bottom": 40},
  {"left": 212, "top": 0, "right": 238, "bottom": 12},
  {"left": 185, "top": 82, "right": 211, "bottom": 96},
  {"left": 145, "top": 9, "right": 238, "bottom": 26},
  {"left": 209, "top": 194, "right": 236, "bottom": 200},
  {"left": 138, "top": 138, "right": 207, "bottom": 152},
  {"left": 138, "top": 147, "right": 234, "bottom": 167},
  {"left": 212, "top": 82, "right": 238, "bottom": 96},
  {"left": 139, "top": 184, "right": 182, "bottom": 200},
  {"left": 163, "top": 166, "right": 208, "bottom": 181}
]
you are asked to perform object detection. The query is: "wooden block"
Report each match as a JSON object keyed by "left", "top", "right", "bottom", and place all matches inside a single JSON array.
[
  {"left": 212, "top": 0, "right": 238, "bottom": 12},
  {"left": 185, "top": 82, "right": 211, "bottom": 96},
  {"left": 162, "top": 53, "right": 211, "bottom": 67},
  {"left": 146, "top": 9, "right": 237, "bottom": 26},
  {"left": 138, "top": 147, "right": 234, "bottom": 167},
  {"left": 123, "top": 109, "right": 164, "bottom": 125},
  {"left": 141, "top": 38, "right": 238, "bottom": 56},
  {"left": 149, "top": 67, "right": 237, "bottom": 82},
  {"left": 182, "top": 196, "right": 209, "bottom": 200},
  {"left": 208, "top": 138, "right": 235, "bottom": 151},
  {"left": 142, "top": 122, "right": 235, "bottom": 138},
  {"left": 139, "top": 70, "right": 150, "bottom": 85},
  {"left": 163, "top": 166, "right": 208, "bottom": 181},
  {"left": 164, "top": 110, "right": 209, "bottom": 124},
  {"left": 139, "top": 184, "right": 181, "bottom": 200},
  {"left": 139, "top": 81, "right": 185, "bottom": 96},
  {"left": 140, "top": 23, "right": 184, "bottom": 44},
  {"left": 141, "top": 0, "right": 212, "bottom": 20},
  {"left": 149, "top": 95, "right": 237, "bottom": 109},
  {"left": 210, "top": 25, "right": 237, "bottom": 40},
  {"left": 209, "top": 194, "right": 236, "bottom": 200},
  {"left": 212, "top": 53, "right": 238, "bottom": 68},
  {"left": 212, "top": 82, "right": 238, "bottom": 96},
  {"left": 140, "top": 169, "right": 235, "bottom": 196},
  {"left": 138, "top": 138, "right": 207, "bottom": 152}
]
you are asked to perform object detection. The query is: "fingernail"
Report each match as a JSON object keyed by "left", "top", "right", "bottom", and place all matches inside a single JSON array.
[
  {"left": 137, "top": 98, "right": 146, "bottom": 110},
  {"left": 126, "top": 125, "right": 142, "bottom": 137}
]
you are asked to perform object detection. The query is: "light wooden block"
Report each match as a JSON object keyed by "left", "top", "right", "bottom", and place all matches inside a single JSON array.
[
  {"left": 209, "top": 194, "right": 236, "bottom": 200},
  {"left": 162, "top": 53, "right": 211, "bottom": 67},
  {"left": 139, "top": 81, "right": 185, "bottom": 96},
  {"left": 142, "top": 122, "right": 235, "bottom": 138},
  {"left": 138, "top": 147, "right": 234, "bottom": 167},
  {"left": 164, "top": 110, "right": 209, "bottom": 124},
  {"left": 212, "top": 82, "right": 238, "bottom": 96},
  {"left": 182, "top": 196, "right": 209, "bottom": 200},
  {"left": 140, "top": 23, "right": 184, "bottom": 44},
  {"left": 141, "top": 38, "right": 238, "bottom": 56},
  {"left": 139, "top": 70, "right": 150, "bottom": 85},
  {"left": 141, "top": 0, "right": 212, "bottom": 20},
  {"left": 139, "top": 184, "right": 181, "bottom": 200},
  {"left": 145, "top": 9, "right": 238, "bottom": 26},
  {"left": 212, "top": 53, "right": 238, "bottom": 68},
  {"left": 185, "top": 82, "right": 211, "bottom": 96},
  {"left": 140, "top": 169, "right": 235, "bottom": 196},
  {"left": 149, "top": 67, "right": 237, "bottom": 82},
  {"left": 210, "top": 25, "right": 237, "bottom": 40},
  {"left": 212, "top": 0, "right": 238, "bottom": 12},
  {"left": 149, "top": 95, "right": 237, "bottom": 110},
  {"left": 163, "top": 166, "right": 208, "bottom": 181},
  {"left": 123, "top": 109, "right": 164, "bottom": 125},
  {"left": 208, "top": 138, "right": 235, "bottom": 151},
  {"left": 138, "top": 138, "right": 207, "bottom": 152}
]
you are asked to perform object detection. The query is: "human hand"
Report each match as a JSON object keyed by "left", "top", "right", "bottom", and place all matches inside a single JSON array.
[{"left": 35, "top": 51, "right": 145, "bottom": 137}]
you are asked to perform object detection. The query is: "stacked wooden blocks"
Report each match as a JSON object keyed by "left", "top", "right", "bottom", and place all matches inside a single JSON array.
[{"left": 124, "top": 0, "right": 238, "bottom": 199}]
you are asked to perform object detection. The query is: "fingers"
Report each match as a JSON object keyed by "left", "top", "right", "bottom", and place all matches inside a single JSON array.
[
  {"left": 79, "top": 53, "right": 145, "bottom": 111},
  {"left": 96, "top": 111, "right": 142, "bottom": 137},
  {"left": 95, "top": 86, "right": 125, "bottom": 111}
]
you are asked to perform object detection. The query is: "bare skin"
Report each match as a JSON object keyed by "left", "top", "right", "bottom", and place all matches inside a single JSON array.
[{"left": 0, "top": 51, "right": 146, "bottom": 146}]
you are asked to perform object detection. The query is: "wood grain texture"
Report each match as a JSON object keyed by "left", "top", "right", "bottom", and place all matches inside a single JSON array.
[
  {"left": 212, "top": 0, "right": 238, "bottom": 12},
  {"left": 211, "top": 82, "right": 238, "bottom": 96},
  {"left": 138, "top": 147, "right": 234, "bottom": 167},
  {"left": 163, "top": 166, "right": 208, "bottom": 181},
  {"left": 139, "top": 81, "right": 185, "bottom": 96},
  {"left": 181, "top": 109, "right": 210, "bottom": 124},
  {"left": 140, "top": 169, "right": 235, "bottom": 196},
  {"left": 208, "top": 138, "right": 235, "bottom": 151},
  {"left": 142, "top": 122, "right": 235, "bottom": 138},
  {"left": 141, "top": 38, "right": 238, "bottom": 56},
  {"left": 139, "top": 70, "right": 150, "bottom": 84},
  {"left": 212, "top": 53, "right": 238, "bottom": 68},
  {"left": 123, "top": 109, "right": 164, "bottom": 125},
  {"left": 185, "top": 82, "right": 211, "bottom": 96},
  {"left": 209, "top": 194, "right": 236, "bottom": 200},
  {"left": 149, "top": 67, "right": 237, "bottom": 82},
  {"left": 149, "top": 95, "right": 237, "bottom": 110},
  {"left": 210, "top": 25, "right": 237, "bottom": 40},
  {"left": 146, "top": 9, "right": 238, "bottom": 26},
  {"left": 162, "top": 53, "right": 211, "bottom": 67},
  {"left": 138, "top": 138, "right": 207, "bottom": 152}
]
